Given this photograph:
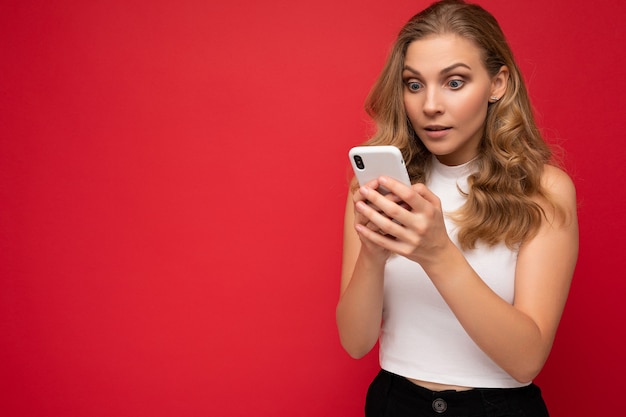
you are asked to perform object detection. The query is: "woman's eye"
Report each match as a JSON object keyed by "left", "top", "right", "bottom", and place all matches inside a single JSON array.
[
  {"left": 448, "top": 79, "right": 464, "bottom": 89},
  {"left": 406, "top": 81, "right": 422, "bottom": 92}
]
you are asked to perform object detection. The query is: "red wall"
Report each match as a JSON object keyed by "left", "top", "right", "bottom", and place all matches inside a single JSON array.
[{"left": 1, "top": 1, "right": 624, "bottom": 416}]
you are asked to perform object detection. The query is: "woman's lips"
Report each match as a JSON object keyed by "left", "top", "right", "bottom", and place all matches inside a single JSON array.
[{"left": 423, "top": 126, "right": 451, "bottom": 139}]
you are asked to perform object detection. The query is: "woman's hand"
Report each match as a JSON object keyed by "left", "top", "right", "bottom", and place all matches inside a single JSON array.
[
  {"left": 354, "top": 176, "right": 452, "bottom": 267},
  {"left": 351, "top": 178, "right": 401, "bottom": 262}
]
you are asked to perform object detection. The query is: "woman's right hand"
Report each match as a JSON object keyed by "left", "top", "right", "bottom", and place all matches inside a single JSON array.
[
  {"left": 352, "top": 178, "right": 413, "bottom": 262},
  {"left": 352, "top": 178, "right": 395, "bottom": 261}
]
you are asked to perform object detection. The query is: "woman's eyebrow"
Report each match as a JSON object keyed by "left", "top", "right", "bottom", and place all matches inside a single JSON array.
[{"left": 403, "top": 62, "right": 472, "bottom": 76}]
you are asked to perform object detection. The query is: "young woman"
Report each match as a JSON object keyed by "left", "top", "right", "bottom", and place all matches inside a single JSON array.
[{"left": 336, "top": 1, "right": 578, "bottom": 416}]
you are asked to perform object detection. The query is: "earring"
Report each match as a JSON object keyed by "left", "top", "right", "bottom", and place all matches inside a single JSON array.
[{"left": 489, "top": 96, "right": 500, "bottom": 103}]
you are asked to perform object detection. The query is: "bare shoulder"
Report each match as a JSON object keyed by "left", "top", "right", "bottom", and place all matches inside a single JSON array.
[
  {"left": 539, "top": 164, "right": 577, "bottom": 224},
  {"left": 541, "top": 164, "right": 575, "bottom": 195}
]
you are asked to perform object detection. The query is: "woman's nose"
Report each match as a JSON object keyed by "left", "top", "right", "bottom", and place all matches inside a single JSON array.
[{"left": 423, "top": 89, "right": 444, "bottom": 116}]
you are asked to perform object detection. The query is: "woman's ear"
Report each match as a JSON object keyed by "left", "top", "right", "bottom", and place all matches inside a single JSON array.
[{"left": 490, "top": 65, "right": 509, "bottom": 101}]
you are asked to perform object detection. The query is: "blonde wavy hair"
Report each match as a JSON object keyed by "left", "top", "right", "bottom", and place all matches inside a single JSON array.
[{"left": 362, "top": 0, "right": 561, "bottom": 249}]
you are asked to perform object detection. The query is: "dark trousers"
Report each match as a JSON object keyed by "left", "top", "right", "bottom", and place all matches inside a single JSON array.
[{"left": 365, "top": 370, "right": 550, "bottom": 417}]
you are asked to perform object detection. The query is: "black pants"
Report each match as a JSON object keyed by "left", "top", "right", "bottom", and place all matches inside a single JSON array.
[{"left": 365, "top": 370, "right": 549, "bottom": 417}]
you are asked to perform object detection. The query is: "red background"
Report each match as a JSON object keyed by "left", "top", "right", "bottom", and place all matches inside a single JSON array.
[{"left": 1, "top": 1, "right": 624, "bottom": 416}]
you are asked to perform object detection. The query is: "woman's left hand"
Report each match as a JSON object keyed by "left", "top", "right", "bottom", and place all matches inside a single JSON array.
[{"left": 354, "top": 176, "right": 453, "bottom": 267}]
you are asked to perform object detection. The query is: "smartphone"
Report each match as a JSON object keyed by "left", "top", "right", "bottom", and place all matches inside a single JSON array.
[{"left": 349, "top": 145, "right": 411, "bottom": 194}]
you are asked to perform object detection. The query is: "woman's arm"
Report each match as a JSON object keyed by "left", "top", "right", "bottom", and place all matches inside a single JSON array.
[
  {"left": 336, "top": 183, "right": 390, "bottom": 359},
  {"left": 353, "top": 167, "right": 578, "bottom": 382}
]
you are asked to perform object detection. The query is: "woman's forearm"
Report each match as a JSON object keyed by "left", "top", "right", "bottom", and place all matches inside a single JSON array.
[
  {"left": 422, "top": 242, "right": 557, "bottom": 383},
  {"left": 336, "top": 252, "right": 386, "bottom": 359}
]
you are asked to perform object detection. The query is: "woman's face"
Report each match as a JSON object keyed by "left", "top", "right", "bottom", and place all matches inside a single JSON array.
[{"left": 402, "top": 34, "right": 507, "bottom": 166}]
